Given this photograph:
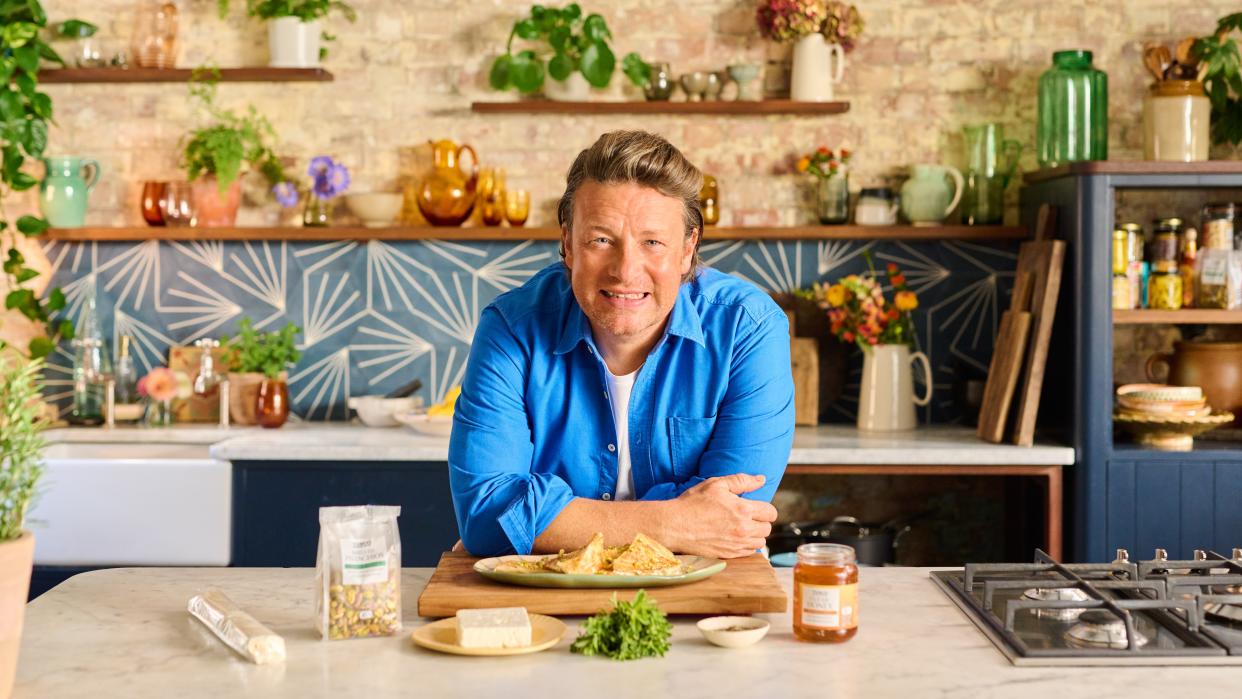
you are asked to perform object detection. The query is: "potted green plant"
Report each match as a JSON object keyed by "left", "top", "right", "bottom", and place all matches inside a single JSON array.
[
  {"left": 0, "top": 354, "right": 46, "bottom": 697},
  {"left": 489, "top": 4, "right": 650, "bottom": 101},
  {"left": 222, "top": 318, "right": 301, "bottom": 427},
  {"left": 1195, "top": 12, "right": 1242, "bottom": 147},
  {"left": 181, "top": 72, "right": 287, "bottom": 227},
  {"left": 217, "top": 0, "right": 357, "bottom": 68}
]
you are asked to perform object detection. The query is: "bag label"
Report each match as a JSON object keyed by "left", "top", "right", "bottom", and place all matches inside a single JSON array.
[{"left": 341, "top": 537, "right": 389, "bottom": 585}]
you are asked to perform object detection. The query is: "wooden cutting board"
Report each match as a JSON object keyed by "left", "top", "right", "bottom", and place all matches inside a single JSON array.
[
  {"left": 977, "top": 273, "right": 1033, "bottom": 443},
  {"left": 416, "top": 552, "right": 787, "bottom": 617},
  {"left": 1011, "top": 205, "right": 1066, "bottom": 447}
]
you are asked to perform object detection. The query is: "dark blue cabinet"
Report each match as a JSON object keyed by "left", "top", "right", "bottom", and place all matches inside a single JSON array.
[
  {"left": 1022, "top": 163, "right": 1242, "bottom": 562},
  {"left": 231, "top": 460, "right": 459, "bottom": 567}
]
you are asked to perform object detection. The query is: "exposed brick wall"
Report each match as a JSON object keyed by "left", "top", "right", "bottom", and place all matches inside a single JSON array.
[{"left": 35, "top": 0, "right": 1242, "bottom": 229}]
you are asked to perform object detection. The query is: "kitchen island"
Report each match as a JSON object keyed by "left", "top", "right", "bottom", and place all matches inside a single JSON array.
[{"left": 15, "top": 566, "right": 1231, "bottom": 698}]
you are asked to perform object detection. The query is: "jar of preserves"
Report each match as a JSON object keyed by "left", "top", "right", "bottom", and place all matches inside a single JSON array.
[
  {"left": 1180, "top": 227, "right": 1199, "bottom": 308},
  {"left": 793, "top": 543, "right": 858, "bottom": 642},
  {"left": 1202, "top": 203, "right": 1236, "bottom": 251},
  {"left": 1112, "top": 229, "right": 1133, "bottom": 310},
  {"left": 1149, "top": 260, "right": 1183, "bottom": 310}
]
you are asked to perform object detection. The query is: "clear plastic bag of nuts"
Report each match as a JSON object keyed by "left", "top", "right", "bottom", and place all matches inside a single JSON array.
[{"left": 316, "top": 505, "right": 402, "bottom": 640}]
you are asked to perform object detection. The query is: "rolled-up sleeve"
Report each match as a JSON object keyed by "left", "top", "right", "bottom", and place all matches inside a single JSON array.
[
  {"left": 448, "top": 307, "right": 576, "bottom": 556},
  {"left": 639, "top": 308, "right": 794, "bottom": 502}
]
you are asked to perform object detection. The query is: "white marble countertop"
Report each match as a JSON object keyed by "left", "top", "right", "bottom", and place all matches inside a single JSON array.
[
  {"left": 44, "top": 423, "right": 1075, "bottom": 466},
  {"left": 15, "top": 566, "right": 1229, "bottom": 698}
]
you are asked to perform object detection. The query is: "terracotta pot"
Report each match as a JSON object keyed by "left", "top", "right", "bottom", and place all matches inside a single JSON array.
[
  {"left": 255, "top": 378, "right": 289, "bottom": 428},
  {"left": 190, "top": 177, "right": 242, "bottom": 227},
  {"left": 228, "top": 371, "right": 286, "bottom": 425},
  {"left": 0, "top": 531, "right": 35, "bottom": 699},
  {"left": 1147, "top": 341, "right": 1242, "bottom": 424}
]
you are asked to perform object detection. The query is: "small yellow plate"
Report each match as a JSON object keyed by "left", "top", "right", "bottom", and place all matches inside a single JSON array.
[{"left": 410, "top": 614, "right": 567, "bottom": 656}]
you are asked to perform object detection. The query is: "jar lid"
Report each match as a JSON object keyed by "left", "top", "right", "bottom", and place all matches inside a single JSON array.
[
  {"left": 1152, "top": 259, "right": 1178, "bottom": 273},
  {"left": 1204, "top": 202, "right": 1236, "bottom": 213},
  {"left": 1120, "top": 222, "right": 1143, "bottom": 233},
  {"left": 797, "top": 542, "right": 856, "bottom": 565},
  {"left": 859, "top": 187, "right": 893, "bottom": 199},
  {"left": 1052, "top": 49, "right": 1093, "bottom": 65}
]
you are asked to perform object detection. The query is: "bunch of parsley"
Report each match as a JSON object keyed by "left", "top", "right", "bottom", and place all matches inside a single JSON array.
[{"left": 570, "top": 590, "right": 672, "bottom": 661}]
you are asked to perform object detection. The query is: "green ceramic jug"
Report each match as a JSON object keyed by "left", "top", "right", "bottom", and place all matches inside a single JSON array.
[
  {"left": 900, "top": 163, "right": 964, "bottom": 226},
  {"left": 39, "top": 156, "right": 101, "bottom": 228}
]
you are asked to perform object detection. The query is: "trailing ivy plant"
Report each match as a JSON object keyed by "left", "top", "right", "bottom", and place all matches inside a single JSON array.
[
  {"left": 181, "top": 70, "right": 287, "bottom": 194},
  {"left": 216, "top": 0, "right": 357, "bottom": 60},
  {"left": 0, "top": 352, "right": 46, "bottom": 542},
  {"left": 490, "top": 4, "right": 650, "bottom": 94},
  {"left": 1196, "top": 12, "right": 1242, "bottom": 146},
  {"left": 0, "top": 4, "right": 85, "bottom": 358}
]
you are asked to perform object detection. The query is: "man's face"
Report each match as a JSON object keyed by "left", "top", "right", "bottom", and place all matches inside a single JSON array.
[{"left": 562, "top": 180, "right": 697, "bottom": 348}]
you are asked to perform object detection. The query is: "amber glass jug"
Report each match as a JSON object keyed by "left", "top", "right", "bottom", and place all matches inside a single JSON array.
[{"left": 417, "top": 139, "right": 479, "bottom": 226}]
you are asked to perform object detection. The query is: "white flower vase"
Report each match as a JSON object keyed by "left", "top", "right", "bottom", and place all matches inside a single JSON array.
[
  {"left": 857, "top": 344, "right": 932, "bottom": 431},
  {"left": 544, "top": 72, "right": 591, "bottom": 101},
  {"left": 268, "top": 17, "right": 321, "bottom": 68},
  {"left": 791, "top": 33, "right": 845, "bottom": 102}
]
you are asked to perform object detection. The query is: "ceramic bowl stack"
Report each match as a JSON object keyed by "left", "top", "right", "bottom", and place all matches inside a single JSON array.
[{"left": 1113, "top": 384, "right": 1233, "bottom": 451}]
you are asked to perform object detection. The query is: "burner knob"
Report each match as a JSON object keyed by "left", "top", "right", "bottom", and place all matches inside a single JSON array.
[
  {"left": 1194, "top": 549, "right": 1207, "bottom": 561},
  {"left": 1113, "top": 548, "right": 1130, "bottom": 564},
  {"left": 1154, "top": 548, "right": 1168, "bottom": 561}
]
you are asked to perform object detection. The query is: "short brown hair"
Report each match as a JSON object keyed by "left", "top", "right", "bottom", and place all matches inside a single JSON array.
[{"left": 557, "top": 130, "right": 703, "bottom": 282}]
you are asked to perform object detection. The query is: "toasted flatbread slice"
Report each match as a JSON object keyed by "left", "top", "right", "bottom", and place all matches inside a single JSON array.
[
  {"left": 610, "top": 532, "right": 682, "bottom": 576},
  {"left": 545, "top": 532, "right": 607, "bottom": 574},
  {"left": 492, "top": 558, "right": 550, "bottom": 574}
]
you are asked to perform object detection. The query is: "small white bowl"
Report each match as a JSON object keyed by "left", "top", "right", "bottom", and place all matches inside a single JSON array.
[
  {"left": 348, "top": 396, "right": 420, "bottom": 427},
  {"left": 345, "top": 192, "right": 403, "bottom": 228},
  {"left": 393, "top": 410, "right": 454, "bottom": 437},
  {"left": 696, "top": 616, "right": 770, "bottom": 648}
]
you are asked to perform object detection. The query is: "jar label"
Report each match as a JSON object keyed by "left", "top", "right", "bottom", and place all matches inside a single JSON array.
[
  {"left": 799, "top": 582, "right": 858, "bottom": 630},
  {"left": 1205, "top": 220, "right": 1234, "bottom": 250}
]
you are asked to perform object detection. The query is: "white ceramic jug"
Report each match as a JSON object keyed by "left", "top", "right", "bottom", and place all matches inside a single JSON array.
[
  {"left": 857, "top": 344, "right": 932, "bottom": 431},
  {"left": 791, "top": 34, "right": 845, "bottom": 102}
]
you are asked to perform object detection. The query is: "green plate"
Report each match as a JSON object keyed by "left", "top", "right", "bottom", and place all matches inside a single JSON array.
[{"left": 474, "top": 555, "right": 726, "bottom": 588}]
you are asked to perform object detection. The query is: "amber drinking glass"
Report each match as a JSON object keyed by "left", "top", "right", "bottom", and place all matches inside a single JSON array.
[
  {"left": 480, "top": 168, "right": 506, "bottom": 226},
  {"left": 504, "top": 190, "right": 530, "bottom": 227},
  {"left": 141, "top": 181, "right": 167, "bottom": 226},
  {"left": 255, "top": 378, "right": 289, "bottom": 429}
]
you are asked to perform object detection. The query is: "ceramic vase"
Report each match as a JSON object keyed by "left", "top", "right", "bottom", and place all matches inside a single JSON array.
[
  {"left": 269, "top": 17, "right": 320, "bottom": 68},
  {"left": 190, "top": 177, "right": 241, "bottom": 227},
  {"left": 790, "top": 34, "right": 845, "bottom": 102},
  {"left": 857, "top": 344, "right": 932, "bottom": 431}
]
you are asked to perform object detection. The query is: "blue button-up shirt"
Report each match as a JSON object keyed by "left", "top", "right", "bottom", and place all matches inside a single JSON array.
[{"left": 448, "top": 263, "right": 795, "bottom": 556}]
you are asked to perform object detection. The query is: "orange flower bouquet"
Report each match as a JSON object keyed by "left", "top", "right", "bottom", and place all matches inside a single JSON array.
[{"left": 802, "top": 255, "right": 918, "bottom": 351}]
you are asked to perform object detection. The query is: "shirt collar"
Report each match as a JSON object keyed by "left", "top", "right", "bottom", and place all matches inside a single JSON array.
[{"left": 552, "top": 280, "right": 705, "bottom": 355}]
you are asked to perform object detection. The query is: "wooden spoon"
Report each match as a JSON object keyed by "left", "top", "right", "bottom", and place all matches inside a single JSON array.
[
  {"left": 1152, "top": 44, "right": 1173, "bottom": 80},
  {"left": 1175, "top": 36, "right": 1197, "bottom": 67},
  {"left": 1142, "top": 44, "right": 1165, "bottom": 82}
]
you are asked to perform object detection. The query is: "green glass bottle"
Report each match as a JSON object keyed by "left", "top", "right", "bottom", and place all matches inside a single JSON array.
[{"left": 1037, "top": 50, "right": 1108, "bottom": 168}]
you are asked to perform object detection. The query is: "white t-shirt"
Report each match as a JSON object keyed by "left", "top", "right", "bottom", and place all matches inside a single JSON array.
[{"left": 605, "top": 367, "right": 638, "bottom": 500}]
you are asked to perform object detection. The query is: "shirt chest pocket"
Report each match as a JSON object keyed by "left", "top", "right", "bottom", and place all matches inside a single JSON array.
[{"left": 667, "top": 416, "right": 716, "bottom": 480}]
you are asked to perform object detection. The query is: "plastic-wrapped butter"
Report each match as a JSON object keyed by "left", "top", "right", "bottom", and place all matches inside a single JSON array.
[
  {"left": 455, "top": 607, "right": 532, "bottom": 649},
  {"left": 188, "top": 590, "right": 286, "bottom": 664}
]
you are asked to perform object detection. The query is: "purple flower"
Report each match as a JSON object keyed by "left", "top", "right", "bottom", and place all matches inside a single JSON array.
[
  {"left": 312, "top": 162, "right": 351, "bottom": 200},
  {"left": 272, "top": 181, "right": 299, "bottom": 208},
  {"left": 307, "top": 155, "right": 335, "bottom": 179}
]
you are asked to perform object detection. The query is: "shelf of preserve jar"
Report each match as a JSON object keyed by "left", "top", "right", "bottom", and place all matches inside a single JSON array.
[
  {"left": 470, "top": 99, "right": 850, "bottom": 115},
  {"left": 39, "top": 67, "right": 334, "bottom": 83},
  {"left": 42, "top": 224, "right": 1026, "bottom": 242},
  {"left": 1113, "top": 309, "right": 1242, "bottom": 324}
]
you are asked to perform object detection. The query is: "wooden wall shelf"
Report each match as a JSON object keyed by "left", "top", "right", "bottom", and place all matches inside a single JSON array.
[
  {"left": 43, "top": 224, "right": 1025, "bottom": 242},
  {"left": 471, "top": 99, "right": 850, "bottom": 116},
  {"left": 1113, "top": 309, "right": 1242, "bottom": 324},
  {"left": 39, "top": 68, "right": 334, "bottom": 83},
  {"left": 1025, "top": 160, "right": 1242, "bottom": 183}
]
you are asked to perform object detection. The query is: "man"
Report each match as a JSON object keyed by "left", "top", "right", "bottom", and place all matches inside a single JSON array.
[{"left": 449, "top": 130, "right": 794, "bottom": 559}]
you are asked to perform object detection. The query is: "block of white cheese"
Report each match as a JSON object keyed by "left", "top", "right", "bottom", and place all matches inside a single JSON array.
[{"left": 455, "top": 607, "right": 532, "bottom": 649}]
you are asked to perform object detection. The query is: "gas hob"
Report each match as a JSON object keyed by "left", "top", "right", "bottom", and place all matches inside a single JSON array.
[{"left": 931, "top": 548, "right": 1242, "bottom": 666}]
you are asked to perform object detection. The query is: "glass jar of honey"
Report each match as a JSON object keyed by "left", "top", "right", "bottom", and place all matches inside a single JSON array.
[{"left": 793, "top": 543, "right": 858, "bottom": 642}]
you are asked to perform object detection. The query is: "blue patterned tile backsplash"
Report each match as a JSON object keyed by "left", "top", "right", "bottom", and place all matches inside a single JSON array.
[{"left": 43, "top": 238, "right": 1017, "bottom": 422}]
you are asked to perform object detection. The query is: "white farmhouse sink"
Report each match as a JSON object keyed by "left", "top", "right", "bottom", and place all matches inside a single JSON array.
[{"left": 30, "top": 442, "right": 232, "bottom": 566}]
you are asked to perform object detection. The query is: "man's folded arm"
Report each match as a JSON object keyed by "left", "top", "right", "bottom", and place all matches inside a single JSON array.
[{"left": 449, "top": 307, "right": 576, "bottom": 556}]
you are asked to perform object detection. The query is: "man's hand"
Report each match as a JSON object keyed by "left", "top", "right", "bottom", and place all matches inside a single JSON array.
[{"left": 665, "top": 474, "right": 777, "bottom": 559}]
